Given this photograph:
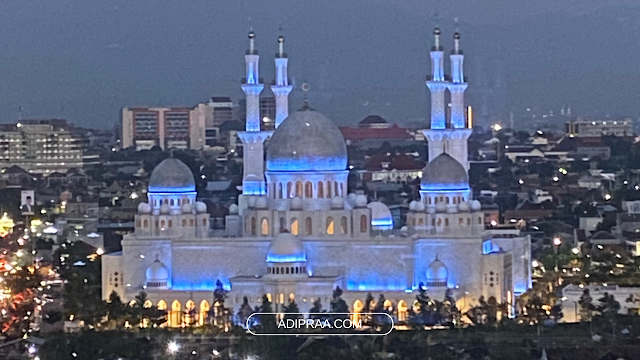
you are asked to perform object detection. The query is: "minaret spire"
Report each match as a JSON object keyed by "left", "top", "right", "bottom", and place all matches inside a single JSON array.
[
  {"left": 238, "top": 30, "right": 268, "bottom": 197},
  {"left": 447, "top": 26, "right": 468, "bottom": 129},
  {"left": 426, "top": 27, "right": 447, "bottom": 131},
  {"left": 271, "top": 32, "right": 293, "bottom": 128}
]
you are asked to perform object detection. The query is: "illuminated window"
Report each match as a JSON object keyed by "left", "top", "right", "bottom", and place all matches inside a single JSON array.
[
  {"left": 340, "top": 217, "right": 348, "bottom": 234},
  {"left": 305, "top": 217, "right": 312, "bottom": 236},
  {"left": 287, "top": 182, "right": 293, "bottom": 198},
  {"left": 318, "top": 182, "right": 324, "bottom": 198},
  {"left": 360, "top": 215, "right": 367, "bottom": 233},
  {"left": 278, "top": 183, "right": 283, "bottom": 199},
  {"left": 305, "top": 182, "right": 313, "bottom": 198},
  {"left": 326, "top": 217, "right": 334, "bottom": 235},
  {"left": 261, "top": 218, "right": 269, "bottom": 235},
  {"left": 295, "top": 181, "right": 303, "bottom": 198},
  {"left": 291, "top": 218, "right": 299, "bottom": 235}
]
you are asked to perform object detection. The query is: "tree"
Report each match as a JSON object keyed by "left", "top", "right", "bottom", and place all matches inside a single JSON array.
[
  {"left": 104, "top": 291, "right": 125, "bottom": 329},
  {"left": 597, "top": 292, "right": 621, "bottom": 318},
  {"left": 329, "top": 286, "right": 349, "bottom": 321},
  {"left": 283, "top": 300, "right": 301, "bottom": 321},
  {"left": 309, "top": 298, "right": 325, "bottom": 320},
  {"left": 578, "top": 289, "right": 594, "bottom": 322},
  {"left": 517, "top": 283, "right": 563, "bottom": 334},
  {"left": 237, "top": 296, "right": 254, "bottom": 327},
  {"left": 371, "top": 294, "right": 391, "bottom": 327},
  {"left": 211, "top": 279, "right": 230, "bottom": 329}
]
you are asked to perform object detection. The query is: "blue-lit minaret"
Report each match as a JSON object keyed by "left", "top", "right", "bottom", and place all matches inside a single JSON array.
[
  {"left": 422, "top": 28, "right": 472, "bottom": 170},
  {"left": 447, "top": 31, "right": 467, "bottom": 129},
  {"left": 238, "top": 30, "right": 270, "bottom": 197},
  {"left": 271, "top": 35, "right": 292, "bottom": 128},
  {"left": 426, "top": 28, "right": 447, "bottom": 130}
]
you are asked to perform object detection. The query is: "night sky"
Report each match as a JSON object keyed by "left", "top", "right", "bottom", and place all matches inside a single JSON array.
[{"left": 2, "top": 0, "right": 640, "bottom": 129}]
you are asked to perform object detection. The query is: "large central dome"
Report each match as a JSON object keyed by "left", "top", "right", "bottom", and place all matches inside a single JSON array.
[
  {"left": 267, "top": 108, "right": 347, "bottom": 172},
  {"left": 148, "top": 157, "right": 196, "bottom": 193}
]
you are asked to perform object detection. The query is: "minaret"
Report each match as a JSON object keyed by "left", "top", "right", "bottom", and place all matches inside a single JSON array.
[
  {"left": 271, "top": 35, "right": 292, "bottom": 128},
  {"left": 238, "top": 30, "right": 269, "bottom": 197},
  {"left": 445, "top": 30, "right": 471, "bottom": 170},
  {"left": 422, "top": 28, "right": 472, "bottom": 170},
  {"left": 447, "top": 31, "right": 467, "bottom": 129},
  {"left": 424, "top": 28, "right": 448, "bottom": 163},
  {"left": 426, "top": 28, "right": 447, "bottom": 130}
]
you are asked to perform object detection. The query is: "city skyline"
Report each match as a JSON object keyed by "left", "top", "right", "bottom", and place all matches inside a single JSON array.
[{"left": 2, "top": 1, "right": 640, "bottom": 129}]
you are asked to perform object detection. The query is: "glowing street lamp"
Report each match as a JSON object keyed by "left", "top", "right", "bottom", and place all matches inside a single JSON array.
[
  {"left": 553, "top": 237, "right": 562, "bottom": 247},
  {"left": 167, "top": 341, "right": 180, "bottom": 354}
]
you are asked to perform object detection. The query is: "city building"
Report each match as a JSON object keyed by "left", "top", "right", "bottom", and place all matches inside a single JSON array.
[
  {"left": 0, "top": 119, "right": 97, "bottom": 174},
  {"left": 102, "top": 29, "right": 531, "bottom": 327},
  {"left": 565, "top": 119, "right": 633, "bottom": 138},
  {"left": 339, "top": 116, "right": 415, "bottom": 149},
  {"left": 358, "top": 153, "right": 425, "bottom": 183},
  {"left": 121, "top": 106, "right": 207, "bottom": 151}
]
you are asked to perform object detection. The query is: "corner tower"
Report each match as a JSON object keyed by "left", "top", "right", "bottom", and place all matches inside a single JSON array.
[
  {"left": 238, "top": 30, "right": 270, "bottom": 196},
  {"left": 422, "top": 28, "right": 472, "bottom": 170},
  {"left": 271, "top": 35, "right": 293, "bottom": 128}
]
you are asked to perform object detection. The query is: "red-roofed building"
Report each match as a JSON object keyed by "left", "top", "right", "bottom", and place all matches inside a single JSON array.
[{"left": 339, "top": 124, "right": 415, "bottom": 148}]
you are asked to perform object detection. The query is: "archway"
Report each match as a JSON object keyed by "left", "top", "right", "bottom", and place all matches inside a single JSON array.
[
  {"left": 397, "top": 300, "right": 408, "bottom": 322},
  {"left": 199, "top": 300, "right": 210, "bottom": 326},
  {"left": 352, "top": 300, "right": 364, "bottom": 323},
  {"left": 171, "top": 300, "right": 181, "bottom": 328}
]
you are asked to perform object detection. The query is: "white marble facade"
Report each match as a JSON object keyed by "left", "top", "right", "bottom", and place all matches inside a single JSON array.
[{"left": 101, "top": 29, "right": 531, "bottom": 327}]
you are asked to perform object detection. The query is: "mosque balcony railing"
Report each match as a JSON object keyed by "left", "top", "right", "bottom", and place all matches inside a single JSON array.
[{"left": 241, "top": 77, "right": 265, "bottom": 85}]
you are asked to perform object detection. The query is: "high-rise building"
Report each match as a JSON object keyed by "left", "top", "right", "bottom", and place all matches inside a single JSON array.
[
  {"left": 121, "top": 106, "right": 206, "bottom": 150},
  {"left": 0, "top": 119, "right": 96, "bottom": 173}
]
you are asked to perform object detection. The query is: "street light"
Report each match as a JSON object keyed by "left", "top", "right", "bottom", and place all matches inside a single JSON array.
[
  {"left": 553, "top": 237, "right": 562, "bottom": 247},
  {"left": 167, "top": 341, "right": 180, "bottom": 354}
]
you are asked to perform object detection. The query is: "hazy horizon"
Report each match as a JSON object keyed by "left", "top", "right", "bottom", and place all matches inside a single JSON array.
[{"left": 2, "top": 0, "right": 640, "bottom": 129}]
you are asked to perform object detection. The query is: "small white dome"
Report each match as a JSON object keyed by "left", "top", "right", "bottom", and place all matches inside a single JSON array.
[
  {"left": 256, "top": 196, "right": 268, "bottom": 209},
  {"left": 426, "top": 257, "right": 448, "bottom": 284},
  {"left": 415, "top": 202, "right": 425, "bottom": 212},
  {"left": 355, "top": 195, "right": 368, "bottom": 208},
  {"left": 471, "top": 200, "right": 482, "bottom": 211},
  {"left": 267, "top": 232, "right": 306, "bottom": 263},
  {"left": 145, "top": 259, "right": 169, "bottom": 282},
  {"left": 458, "top": 201, "right": 470, "bottom": 212},
  {"left": 159, "top": 204, "right": 170, "bottom": 214},
  {"left": 435, "top": 202, "right": 447, "bottom": 213},
  {"left": 290, "top": 197, "right": 302, "bottom": 210},
  {"left": 137, "top": 202, "right": 151, "bottom": 214},
  {"left": 181, "top": 203, "right": 192, "bottom": 214},
  {"left": 367, "top": 202, "right": 393, "bottom": 230},
  {"left": 195, "top": 201, "right": 207, "bottom": 213},
  {"left": 229, "top": 204, "right": 239, "bottom": 214},
  {"left": 346, "top": 193, "right": 358, "bottom": 206},
  {"left": 247, "top": 196, "right": 257, "bottom": 208},
  {"left": 331, "top": 196, "right": 344, "bottom": 209},
  {"left": 409, "top": 201, "right": 417, "bottom": 211},
  {"left": 400, "top": 226, "right": 408, "bottom": 232}
]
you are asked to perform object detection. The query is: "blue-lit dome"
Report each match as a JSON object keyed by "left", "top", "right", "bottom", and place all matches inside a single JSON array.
[
  {"left": 421, "top": 153, "right": 468, "bottom": 191},
  {"left": 148, "top": 157, "right": 196, "bottom": 193},
  {"left": 267, "top": 109, "right": 347, "bottom": 172},
  {"left": 145, "top": 259, "right": 169, "bottom": 282},
  {"left": 368, "top": 202, "right": 393, "bottom": 230},
  {"left": 267, "top": 232, "right": 306, "bottom": 263}
]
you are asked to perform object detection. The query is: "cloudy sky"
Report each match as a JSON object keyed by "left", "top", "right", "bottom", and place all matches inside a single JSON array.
[{"left": 1, "top": 0, "right": 640, "bottom": 128}]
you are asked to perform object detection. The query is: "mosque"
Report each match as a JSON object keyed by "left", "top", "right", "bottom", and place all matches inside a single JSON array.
[{"left": 102, "top": 29, "right": 531, "bottom": 327}]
